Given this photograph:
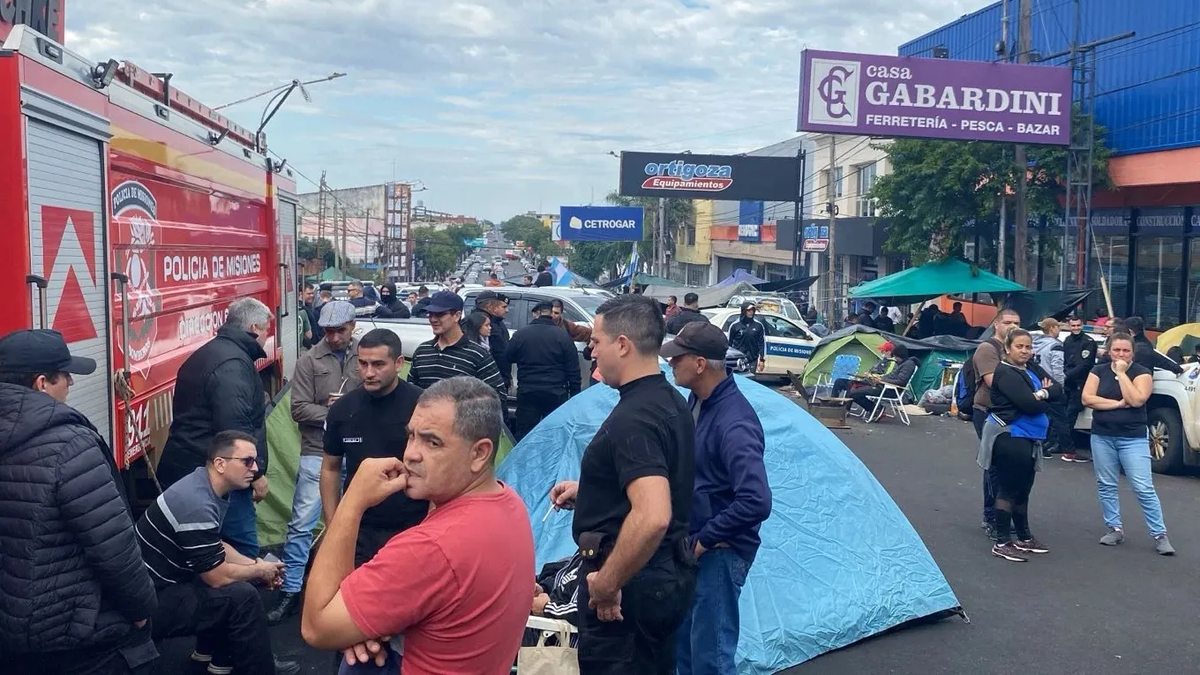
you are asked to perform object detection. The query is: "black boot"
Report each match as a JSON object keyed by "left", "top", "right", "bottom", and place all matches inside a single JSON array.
[
  {"left": 273, "top": 657, "right": 301, "bottom": 675},
  {"left": 267, "top": 592, "right": 301, "bottom": 626}
]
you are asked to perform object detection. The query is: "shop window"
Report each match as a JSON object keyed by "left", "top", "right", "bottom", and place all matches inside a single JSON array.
[
  {"left": 1132, "top": 236, "right": 1183, "bottom": 329},
  {"left": 1087, "top": 235, "right": 1129, "bottom": 322},
  {"left": 856, "top": 163, "right": 877, "bottom": 217}
]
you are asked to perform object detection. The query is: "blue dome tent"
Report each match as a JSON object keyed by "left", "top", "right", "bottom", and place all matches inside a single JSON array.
[{"left": 497, "top": 368, "right": 962, "bottom": 674}]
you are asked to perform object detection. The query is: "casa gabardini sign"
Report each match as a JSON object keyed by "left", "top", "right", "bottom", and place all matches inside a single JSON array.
[
  {"left": 618, "top": 151, "right": 802, "bottom": 202},
  {"left": 798, "top": 49, "right": 1072, "bottom": 145}
]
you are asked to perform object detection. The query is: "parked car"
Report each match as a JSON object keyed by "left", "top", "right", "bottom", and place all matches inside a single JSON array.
[{"left": 703, "top": 308, "right": 818, "bottom": 379}]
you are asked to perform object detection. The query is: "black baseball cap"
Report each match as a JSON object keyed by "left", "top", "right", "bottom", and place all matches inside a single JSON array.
[
  {"left": 426, "top": 290, "right": 465, "bottom": 314},
  {"left": 476, "top": 290, "right": 509, "bottom": 304},
  {"left": 0, "top": 329, "right": 97, "bottom": 375},
  {"left": 532, "top": 300, "right": 554, "bottom": 313},
  {"left": 660, "top": 322, "right": 728, "bottom": 361}
]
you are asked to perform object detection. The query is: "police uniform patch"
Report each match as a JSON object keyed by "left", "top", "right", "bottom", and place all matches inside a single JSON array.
[{"left": 1081, "top": 350, "right": 1090, "bottom": 358}]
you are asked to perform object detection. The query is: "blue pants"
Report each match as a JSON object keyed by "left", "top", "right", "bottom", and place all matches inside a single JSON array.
[
  {"left": 1091, "top": 434, "right": 1168, "bottom": 538},
  {"left": 973, "top": 408, "right": 999, "bottom": 525},
  {"left": 221, "top": 487, "right": 259, "bottom": 559},
  {"left": 676, "top": 548, "right": 750, "bottom": 675},
  {"left": 281, "top": 455, "right": 324, "bottom": 593}
]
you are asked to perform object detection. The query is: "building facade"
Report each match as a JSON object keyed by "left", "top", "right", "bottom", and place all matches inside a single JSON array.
[{"left": 901, "top": 1, "right": 1200, "bottom": 328}]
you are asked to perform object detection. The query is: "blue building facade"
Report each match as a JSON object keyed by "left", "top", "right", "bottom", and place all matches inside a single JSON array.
[{"left": 900, "top": 1, "right": 1200, "bottom": 330}]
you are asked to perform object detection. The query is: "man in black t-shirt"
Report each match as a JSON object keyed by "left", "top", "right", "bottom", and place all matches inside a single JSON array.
[
  {"left": 322, "top": 329, "right": 428, "bottom": 566},
  {"left": 550, "top": 294, "right": 696, "bottom": 675}
]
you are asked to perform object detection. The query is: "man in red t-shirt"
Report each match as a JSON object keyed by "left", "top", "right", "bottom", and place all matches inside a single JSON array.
[{"left": 301, "top": 376, "right": 535, "bottom": 674}]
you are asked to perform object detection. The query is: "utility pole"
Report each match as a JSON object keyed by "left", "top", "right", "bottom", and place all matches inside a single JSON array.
[
  {"left": 657, "top": 198, "right": 667, "bottom": 278},
  {"left": 340, "top": 209, "right": 348, "bottom": 274},
  {"left": 316, "top": 171, "right": 327, "bottom": 268},
  {"left": 998, "top": 1, "right": 1009, "bottom": 277},
  {"left": 364, "top": 207, "right": 372, "bottom": 271},
  {"left": 1012, "top": 0, "right": 1033, "bottom": 285},
  {"left": 826, "top": 136, "right": 838, "bottom": 323},
  {"left": 332, "top": 207, "right": 341, "bottom": 274}
]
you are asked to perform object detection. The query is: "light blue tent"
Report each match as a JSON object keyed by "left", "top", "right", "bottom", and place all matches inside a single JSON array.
[{"left": 497, "top": 368, "right": 961, "bottom": 674}]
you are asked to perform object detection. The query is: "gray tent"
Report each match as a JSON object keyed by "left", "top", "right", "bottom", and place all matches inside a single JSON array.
[{"left": 641, "top": 281, "right": 759, "bottom": 309}]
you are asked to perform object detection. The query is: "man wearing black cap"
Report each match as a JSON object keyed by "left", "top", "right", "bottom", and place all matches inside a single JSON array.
[
  {"left": 661, "top": 323, "right": 772, "bottom": 675},
  {"left": 728, "top": 302, "right": 765, "bottom": 375},
  {"left": 506, "top": 301, "right": 581, "bottom": 440},
  {"left": 475, "top": 290, "right": 513, "bottom": 389},
  {"left": 0, "top": 330, "right": 159, "bottom": 674},
  {"left": 408, "top": 290, "right": 507, "bottom": 396}
]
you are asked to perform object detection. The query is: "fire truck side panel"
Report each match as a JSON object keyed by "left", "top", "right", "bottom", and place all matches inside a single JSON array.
[
  {"left": 106, "top": 108, "right": 274, "bottom": 468},
  {"left": 0, "top": 51, "right": 32, "bottom": 338},
  {"left": 24, "top": 113, "right": 114, "bottom": 447}
]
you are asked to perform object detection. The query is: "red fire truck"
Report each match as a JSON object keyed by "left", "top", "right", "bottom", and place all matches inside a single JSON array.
[{"left": 0, "top": 23, "right": 301, "bottom": 494}]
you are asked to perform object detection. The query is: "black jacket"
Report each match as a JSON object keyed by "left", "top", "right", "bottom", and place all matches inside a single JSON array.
[
  {"left": 506, "top": 316, "right": 581, "bottom": 397},
  {"left": 0, "top": 385, "right": 157, "bottom": 656},
  {"left": 534, "top": 271, "right": 553, "bottom": 287},
  {"left": 411, "top": 297, "right": 432, "bottom": 318},
  {"left": 1134, "top": 333, "right": 1182, "bottom": 375},
  {"left": 376, "top": 298, "right": 410, "bottom": 319},
  {"left": 729, "top": 317, "right": 766, "bottom": 363},
  {"left": 160, "top": 324, "right": 269, "bottom": 482},
  {"left": 989, "top": 360, "right": 1061, "bottom": 425},
  {"left": 666, "top": 308, "right": 708, "bottom": 335},
  {"left": 882, "top": 356, "right": 920, "bottom": 387},
  {"left": 485, "top": 312, "right": 513, "bottom": 388},
  {"left": 1062, "top": 332, "right": 1097, "bottom": 389}
]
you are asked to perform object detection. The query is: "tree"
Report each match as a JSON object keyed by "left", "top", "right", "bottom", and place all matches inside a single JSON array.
[
  {"left": 411, "top": 226, "right": 458, "bottom": 277},
  {"left": 298, "top": 236, "right": 335, "bottom": 269},
  {"left": 870, "top": 107, "right": 1111, "bottom": 271},
  {"left": 500, "top": 215, "right": 558, "bottom": 258}
]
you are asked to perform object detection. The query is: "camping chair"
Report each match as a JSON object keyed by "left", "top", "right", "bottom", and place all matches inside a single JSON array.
[
  {"left": 810, "top": 354, "right": 862, "bottom": 403},
  {"left": 865, "top": 368, "right": 918, "bottom": 426}
]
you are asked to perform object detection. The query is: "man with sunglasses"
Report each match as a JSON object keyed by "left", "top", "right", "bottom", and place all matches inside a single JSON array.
[
  {"left": 408, "top": 291, "right": 507, "bottom": 397},
  {"left": 268, "top": 301, "right": 362, "bottom": 625},
  {"left": 136, "top": 431, "right": 299, "bottom": 675}
]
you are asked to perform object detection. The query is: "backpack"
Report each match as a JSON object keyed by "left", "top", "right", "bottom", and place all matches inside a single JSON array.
[{"left": 958, "top": 339, "right": 1000, "bottom": 412}]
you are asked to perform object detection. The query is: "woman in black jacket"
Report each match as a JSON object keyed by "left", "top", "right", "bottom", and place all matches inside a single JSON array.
[{"left": 978, "top": 328, "right": 1062, "bottom": 562}]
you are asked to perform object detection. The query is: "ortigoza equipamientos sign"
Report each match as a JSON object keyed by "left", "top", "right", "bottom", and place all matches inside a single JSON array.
[{"left": 618, "top": 151, "right": 802, "bottom": 202}]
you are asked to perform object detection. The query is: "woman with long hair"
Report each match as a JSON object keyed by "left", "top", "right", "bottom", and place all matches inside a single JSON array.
[
  {"left": 978, "top": 328, "right": 1061, "bottom": 562},
  {"left": 461, "top": 310, "right": 492, "bottom": 350},
  {"left": 1081, "top": 332, "right": 1175, "bottom": 555}
]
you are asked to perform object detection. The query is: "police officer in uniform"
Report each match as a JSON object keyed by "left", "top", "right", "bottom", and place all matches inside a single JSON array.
[
  {"left": 1061, "top": 316, "right": 1097, "bottom": 462},
  {"left": 321, "top": 329, "right": 427, "bottom": 566},
  {"left": 506, "top": 300, "right": 581, "bottom": 440}
]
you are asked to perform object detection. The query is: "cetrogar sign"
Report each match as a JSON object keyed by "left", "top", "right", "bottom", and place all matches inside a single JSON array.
[
  {"left": 558, "top": 206, "right": 645, "bottom": 242},
  {"left": 618, "top": 151, "right": 802, "bottom": 202},
  {"left": 798, "top": 49, "right": 1072, "bottom": 145}
]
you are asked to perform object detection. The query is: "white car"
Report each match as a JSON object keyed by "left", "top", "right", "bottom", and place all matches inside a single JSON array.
[{"left": 702, "top": 308, "right": 819, "bottom": 378}]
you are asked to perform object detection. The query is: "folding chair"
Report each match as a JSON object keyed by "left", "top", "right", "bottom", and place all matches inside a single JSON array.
[
  {"left": 865, "top": 369, "right": 918, "bottom": 425},
  {"left": 811, "top": 354, "right": 862, "bottom": 403}
]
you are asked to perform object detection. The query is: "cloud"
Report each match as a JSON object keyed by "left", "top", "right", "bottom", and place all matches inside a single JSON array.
[{"left": 67, "top": 0, "right": 978, "bottom": 220}]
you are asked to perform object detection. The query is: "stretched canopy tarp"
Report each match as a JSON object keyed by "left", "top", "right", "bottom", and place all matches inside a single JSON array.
[
  {"left": 498, "top": 368, "right": 961, "bottom": 673},
  {"left": 998, "top": 289, "right": 1095, "bottom": 329},
  {"left": 641, "top": 281, "right": 758, "bottom": 309},
  {"left": 849, "top": 258, "right": 1025, "bottom": 304},
  {"left": 754, "top": 276, "right": 819, "bottom": 294},
  {"left": 601, "top": 272, "right": 680, "bottom": 289},
  {"left": 718, "top": 268, "right": 766, "bottom": 287}
]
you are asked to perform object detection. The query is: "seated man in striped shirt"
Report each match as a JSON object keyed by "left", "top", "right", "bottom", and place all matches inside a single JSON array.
[
  {"left": 407, "top": 290, "right": 507, "bottom": 396},
  {"left": 135, "top": 430, "right": 299, "bottom": 675}
]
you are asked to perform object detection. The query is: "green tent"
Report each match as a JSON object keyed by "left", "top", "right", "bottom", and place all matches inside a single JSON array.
[
  {"left": 849, "top": 258, "right": 1025, "bottom": 305},
  {"left": 257, "top": 361, "right": 515, "bottom": 547},
  {"left": 911, "top": 350, "right": 971, "bottom": 402},
  {"left": 801, "top": 331, "right": 889, "bottom": 388}
]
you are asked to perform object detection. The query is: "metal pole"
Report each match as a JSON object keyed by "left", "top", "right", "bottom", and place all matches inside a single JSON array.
[
  {"left": 826, "top": 136, "right": 838, "bottom": 323},
  {"left": 792, "top": 148, "right": 806, "bottom": 279},
  {"left": 1012, "top": 0, "right": 1032, "bottom": 285}
]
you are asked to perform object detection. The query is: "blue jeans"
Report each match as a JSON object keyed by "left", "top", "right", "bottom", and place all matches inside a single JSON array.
[
  {"left": 281, "top": 455, "right": 324, "bottom": 593},
  {"left": 1091, "top": 434, "right": 1168, "bottom": 537},
  {"left": 676, "top": 547, "right": 750, "bottom": 675},
  {"left": 221, "top": 487, "right": 259, "bottom": 558}
]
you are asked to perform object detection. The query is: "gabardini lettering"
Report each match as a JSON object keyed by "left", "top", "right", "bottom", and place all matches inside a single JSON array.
[{"left": 864, "top": 81, "right": 1064, "bottom": 116}]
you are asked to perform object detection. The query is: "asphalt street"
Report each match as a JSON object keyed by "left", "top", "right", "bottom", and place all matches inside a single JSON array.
[
  {"left": 786, "top": 411, "right": 1200, "bottom": 675},
  {"left": 155, "top": 393, "right": 1200, "bottom": 675}
]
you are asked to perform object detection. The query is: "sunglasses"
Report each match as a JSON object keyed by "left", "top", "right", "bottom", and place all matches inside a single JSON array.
[{"left": 220, "top": 455, "right": 258, "bottom": 468}]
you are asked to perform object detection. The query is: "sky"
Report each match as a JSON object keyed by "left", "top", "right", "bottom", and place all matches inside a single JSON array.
[{"left": 67, "top": 0, "right": 982, "bottom": 222}]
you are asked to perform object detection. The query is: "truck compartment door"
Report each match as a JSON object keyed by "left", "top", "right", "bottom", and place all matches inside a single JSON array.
[{"left": 24, "top": 113, "right": 113, "bottom": 446}]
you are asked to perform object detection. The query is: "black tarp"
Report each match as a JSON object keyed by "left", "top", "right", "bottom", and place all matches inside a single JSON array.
[
  {"left": 816, "top": 324, "right": 982, "bottom": 353},
  {"left": 753, "top": 276, "right": 819, "bottom": 293},
  {"left": 996, "top": 289, "right": 1095, "bottom": 329}
]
